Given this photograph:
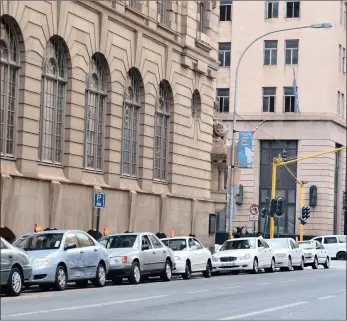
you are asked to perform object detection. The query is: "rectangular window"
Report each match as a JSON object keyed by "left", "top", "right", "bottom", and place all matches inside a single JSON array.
[
  {"left": 286, "top": 1, "right": 300, "bottom": 18},
  {"left": 217, "top": 88, "right": 230, "bottom": 113},
  {"left": 198, "top": 1, "right": 204, "bottom": 33},
  {"left": 265, "top": 1, "right": 279, "bottom": 19},
  {"left": 339, "top": 45, "right": 342, "bottom": 71},
  {"left": 262, "top": 87, "right": 276, "bottom": 112},
  {"left": 283, "top": 87, "right": 297, "bottom": 112},
  {"left": 219, "top": 42, "right": 231, "bottom": 67},
  {"left": 344, "top": 2, "right": 347, "bottom": 27},
  {"left": 342, "top": 93, "right": 345, "bottom": 118},
  {"left": 343, "top": 47, "right": 346, "bottom": 73},
  {"left": 337, "top": 90, "right": 341, "bottom": 116},
  {"left": 157, "top": 1, "right": 168, "bottom": 26},
  {"left": 264, "top": 40, "right": 278, "bottom": 65},
  {"left": 341, "top": 1, "right": 344, "bottom": 24},
  {"left": 220, "top": 0, "right": 232, "bottom": 21},
  {"left": 285, "top": 39, "right": 299, "bottom": 65}
]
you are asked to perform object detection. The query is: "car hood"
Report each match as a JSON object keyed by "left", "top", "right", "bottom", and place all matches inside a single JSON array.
[
  {"left": 107, "top": 248, "right": 138, "bottom": 257},
  {"left": 25, "top": 249, "right": 59, "bottom": 262},
  {"left": 272, "top": 249, "right": 290, "bottom": 255},
  {"left": 301, "top": 249, "right": 314, "bottom": 253},
  {"left": 214, "top": 249, "right": 255, "bottom": 257}
]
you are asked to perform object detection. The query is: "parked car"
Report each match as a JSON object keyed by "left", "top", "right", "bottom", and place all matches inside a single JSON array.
[
  {"left": 298, "top": 240, "right": 330, "bottom": 269},
  {"left": 265, "top": 238, "right": 305, "bottom": 271},
  {"left": 211, "top": 237, "right": 276, "bottom": 274},
  {"left": 0, "top": 237, "right": 32, "bottom": 296},
  {"left": 311, "top": 235, "right": 346, "bottom": 260},
  {"left": 161, "top": 236, "right": 212, "bottom": 279},
  {"left": 99, "top": 232, "right": 175, "bottom": 285},
  {"left": 12, "top": 230, "right": 110, "bottom": 291}
]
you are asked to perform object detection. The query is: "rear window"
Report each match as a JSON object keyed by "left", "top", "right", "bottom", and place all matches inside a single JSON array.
[{"left": 162, "top": 239, "right": 187, "bottom": 251}]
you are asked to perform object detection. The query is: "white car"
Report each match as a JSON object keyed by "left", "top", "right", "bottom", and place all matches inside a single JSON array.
[
  {"left": 161, "top": 236, "right": 212, "bottom": 279},
  {"left": 211, "top": 237, "right": 276, "bottom": 274},
  {"left": 265, "top": 238, "right": 304, "bottom": 271},
  {"left": 311, "top": 235, "right": 346, "bottom": 260},
  {"left": 298, "top": 240, "right": 330, "bottom": 269}
]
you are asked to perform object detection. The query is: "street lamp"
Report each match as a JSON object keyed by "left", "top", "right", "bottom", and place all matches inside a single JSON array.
[{"left": 227, "top": 22, "right": 333, "bottom": 238}]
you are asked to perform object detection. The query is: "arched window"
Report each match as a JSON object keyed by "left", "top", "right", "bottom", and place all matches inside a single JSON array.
[
  {"left": 122, "top": 68, "right": 142, "bottom": 177},
  {"left": 154, "top": 81, "right": 171, "bottom": 181},
  {"left": 0, "top": 19, "right": 20, "bottom": 158},
  {"left": 192, "top": 90, "right": 201, "bottom": 119},
  {"left": 40, "top": 37, "right": 67, "bottom": 164},
  {"left": 84, "top": 54, "right": 107, "bottom": 171}
]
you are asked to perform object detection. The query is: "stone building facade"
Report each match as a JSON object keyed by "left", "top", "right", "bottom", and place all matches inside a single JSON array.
[{"left": 0, "top": 0, "right": 226, "bottom": 245}]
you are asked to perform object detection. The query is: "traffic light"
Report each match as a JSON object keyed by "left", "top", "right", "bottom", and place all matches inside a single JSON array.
[
  {"left": 281, "top": 149, "right": 287, "bottom": 162},
  {"left": 304, "top": 206, "right": 311, "bottom": 220},
  {"left": 261, "top": 207, "right": 268, "bottom": 218},
  {"left": 276, "top": 197, "right": 285, "bottom": 216},
  {"left": 299, "top": 206, "right": 311, "bottom": 225},
  {"left": 270, "top": 199, "right": 277, "bottom": 217}
]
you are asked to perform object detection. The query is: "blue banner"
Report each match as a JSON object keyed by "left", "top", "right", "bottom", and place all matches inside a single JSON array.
[{"left": 238, "top": 131, "right": 253, "bottom": 168}]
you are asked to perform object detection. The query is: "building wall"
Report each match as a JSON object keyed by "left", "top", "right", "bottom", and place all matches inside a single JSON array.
[{"left": 0, "top": 0, "right": 225, "bottom": 245}]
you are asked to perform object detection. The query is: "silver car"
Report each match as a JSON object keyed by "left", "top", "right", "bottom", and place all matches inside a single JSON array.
[
  {"left": 13, "top": 230, "right": 110, "bottom": 291},
  {"left": 99, "top": 232, "right": 175, "bottom": 285},
  {"left": 0, "top": 237, "right": 32, "bottom": 296}
]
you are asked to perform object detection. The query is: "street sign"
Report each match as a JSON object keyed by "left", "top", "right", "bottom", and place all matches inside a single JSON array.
[
  {"left": 94, "top": 193, "right": 105, "bottom": 208},
  {"left": 249, "top": 204, "right": 259, "bottom": 215},
  {"left": 249, "top": 214, "right": 259, "bottom": 221}
]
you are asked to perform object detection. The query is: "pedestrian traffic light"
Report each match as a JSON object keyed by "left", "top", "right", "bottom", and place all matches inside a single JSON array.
[
  {"left": 281, "top": 149, "right": 287, "bottom": 162},
  {"left": 270, "top": 199, "right": 277, "bottom": 217},
  {"left": 276, "top": 197, "right": 285, "bottom": 216}
]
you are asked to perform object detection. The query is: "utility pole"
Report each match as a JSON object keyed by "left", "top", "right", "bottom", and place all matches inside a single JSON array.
[{"left": 344, "top": 3, "right": 347, "bottom": 235}]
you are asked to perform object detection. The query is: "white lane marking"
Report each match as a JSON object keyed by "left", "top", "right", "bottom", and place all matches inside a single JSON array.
[
  {"left": 187, "top": 289, "right": 209, "bottom": 294},
  {"left": 219, "top": 301, "right": 308, "bottom": 320},
  {"left": 255, "top": 282, "right": 270, "bottom": 286},
  {"left": 317, "top": 295, "right": 337, "bottom": 300},
  {"left": 221, "top": 285, "right": 244, "bottom": 290},
  {"left": 1, "top": 295, "right": 169, "bottom": 318},
  {"left": 280, "top": 279, "right": 296, "bottom": 283}
]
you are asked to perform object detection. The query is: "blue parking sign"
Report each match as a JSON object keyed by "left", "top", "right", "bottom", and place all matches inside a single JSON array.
[{"left": 94, "top": 193, "right": 105, "bottom": 208}]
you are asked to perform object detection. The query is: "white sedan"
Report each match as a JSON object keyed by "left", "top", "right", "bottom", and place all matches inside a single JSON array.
[
  {"left": 297, "top": 240, "right": 330, "bottom": 269},
  {"left": 211, "top": 237, "right": 276, "bottom": 274},
  {"left": 161, "top": 236, "right": 212, "bottom": 279},
  {"left": 265, "top": 238, "right": 305, "bottom": 271}
]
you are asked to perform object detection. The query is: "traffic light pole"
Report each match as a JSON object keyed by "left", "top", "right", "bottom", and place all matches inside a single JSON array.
[{"left": 270, "top": 146, "right": 347, "bottom": 239}]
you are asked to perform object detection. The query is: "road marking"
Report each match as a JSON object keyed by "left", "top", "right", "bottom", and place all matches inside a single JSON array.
[
  {"left": 1, "top": 295, "right": 169, "bottom": 318},
  {"left": 187, "top": 290, "right": 209, "bottom": 294},
  {"left": 255, "top": 283, "right": 270, "bottom": 286},
  {"left": 219, "top": 301, "right": 308, "bottom": 320},
  {"left": 220, "top": 285, "right": 244, "bottom": 290},
  {"left": 280, "top": 279, "right": 296, "bottom": 283},
  {"left": 317, "top": 295, "right": 336, "bottom": 300}
]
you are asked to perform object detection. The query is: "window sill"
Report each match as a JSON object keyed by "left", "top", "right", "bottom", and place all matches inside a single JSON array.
[
  {"left": 0, "top": 155, "right": 16, "bottom": 161},
  {"left": 195, "top": 32, "right": 212, "bottom": 53},
  {"left": 38, "top": 161, "right": 63, "bottom": 168},
  {"left": 83, "top": 168, "right": 104, "bottom": 175},
  {"left": 153, "top": 179, "right": 168, "bottom": 185},
  {"left": 121, "top": 174, "right": 138, "bottom": 180},
  {"left": 157, "top": 22, "right": 177, "bottom": 37}
]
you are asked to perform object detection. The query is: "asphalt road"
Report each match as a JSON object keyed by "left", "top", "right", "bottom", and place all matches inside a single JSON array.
[{"left": 1, "top": 261, "right": 346, "bottom": 320}]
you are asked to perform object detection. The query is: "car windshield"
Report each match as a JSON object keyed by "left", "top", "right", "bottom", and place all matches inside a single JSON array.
[
  {"left": 220, "top": 239, "right": 255, "bottom": 251},
  {"left": 298, "top": 242, "right": 314, "bottom": 250},
  {"left": 13, "top": 233, "right": 63, "bottom": 251},
  {"left": 162, "top": 239, "right": 187, "bottom": 251},
  {"left": 108, "top": 235, "right": 138, "bottom": 249},
  {"left": 266, "top": 239, "right": 289, "bottom": 249}
]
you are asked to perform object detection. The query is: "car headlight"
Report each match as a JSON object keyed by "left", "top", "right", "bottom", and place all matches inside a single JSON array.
[
  {"left": 31, "top": 257, "right": 51, "bottom": 266},
  {"left": 174, "top": 256, "right": 182, "bottom": 260},
  {"left": 109, "top": 256, "right": 127, "bottom": 266},
  {"left": 238, "top": 254, "right": 250, "bottom": 260},
  {"left": 212, "top": 255, "right": 219, "bottom": 262}
]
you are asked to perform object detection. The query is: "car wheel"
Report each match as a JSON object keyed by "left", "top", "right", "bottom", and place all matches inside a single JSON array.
[
  {"left": 182, "top": 261, "right": 192, "bottom": 280},
  {"left": 160, "top": 260, "right": 172, "bottom": 281},
  {"left": 265, "top": 258, "right": 275, "bottom": 273},
  {"left": 336, "top": 251, "right": 347, "bottom": 261},
  {"left": 129, "top": 261, "right": 141, "bottom": 284},
  {"left": 203, "top": 260, "right": 212, "bottom": 278},
  {"left": 287, "top": 257, "right": 293, "bottom": 271},
  {"left": 312, "top": 256, "right": 318, "bottom": 269},
  {"left": 111, "top": 277, "right": 123, "bottom": 285},
  {"left": 92, "top": 263, "right": 106, "bottom": 287},
  {"left": 298, "top": 256, "right": 305, "bottom": 270},
  {"left": 75, "top": 280, "right": 89, "bottom": 288},
  {"left": 252, "top": 258, "right": 259, "bottom": 274},
  {"left": 5, "top": 267, "right": 23, "bottom": 297},
  {"left": 323, "top": 256, "right": 330, "bottom": 269},
  {"left": 54, "top": 265, "right": 67, "bottom": 291}
]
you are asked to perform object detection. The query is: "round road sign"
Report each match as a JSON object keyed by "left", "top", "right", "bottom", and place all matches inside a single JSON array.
[{"left": 249, "top": 204, "right": 259, "bottom": 215}]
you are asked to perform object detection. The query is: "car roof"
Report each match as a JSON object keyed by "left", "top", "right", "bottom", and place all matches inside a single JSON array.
[
  {"left": 225, "top": 237, "right": 259, "bottom": 241},
  {"left": 161, "top": 237, "right": 189, "bottom": 240},
  {"left": 265, "top": 238, "right": 290, "bottom": 241},
  {"left": 107, "top": 232, "right": 149, "bottom": 237},
  {"left": 19, "top": 230, "right": 86, "bottom": 236}
]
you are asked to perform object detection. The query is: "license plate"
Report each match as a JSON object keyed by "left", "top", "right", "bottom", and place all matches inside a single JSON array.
[{"left": 222, "top": 262, "right": 235, "bottom": 267}]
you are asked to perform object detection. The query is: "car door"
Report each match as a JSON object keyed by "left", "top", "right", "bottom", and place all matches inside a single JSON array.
[
  {"left": 192, "top": 238, "right": 206, "bottom": 270},
  {"left": 289, "top": 239, "right": 299, "bottom": 265},
  {"left": 323, "top": 236, "right": 339, "bottom": 258},
  {"left": 141, "top": 235, "right": 156, "bottom": 273},
  {"left": 315, "top": 241, "right": 325, "bottom": 263},
  {"left": 148, "top": 234, "right": 166, "bottom": 270},
  {"left": 0, "top": 239, "right": 12, "bottom": 284},
  {"left": 75, "top": 232, "right": 99, "bottom": 278},
  {"left": 63, "top": 232, "right": 83, "bottom": 279},
  {"left": 188, "top": 238, "right": 201, "bottom": 271},
  {"left": 257, "top": 239, "right": 267, "bottom": 267}
]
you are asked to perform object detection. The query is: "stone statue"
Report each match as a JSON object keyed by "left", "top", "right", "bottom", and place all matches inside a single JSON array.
[{"left": 213, "top": 100, "right": 229, "bottom": 144}]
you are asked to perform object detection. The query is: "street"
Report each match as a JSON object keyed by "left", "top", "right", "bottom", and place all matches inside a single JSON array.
[{"left": 1, "top": 261, "right": 346, "bottom": 320}]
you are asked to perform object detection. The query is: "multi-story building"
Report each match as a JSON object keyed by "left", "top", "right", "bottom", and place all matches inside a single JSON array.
[
  {"left": 0, "top": 0, "right": 226, "bottom": 245},
  {"left": 217, "top": 0, "right": 346, "bottom": 238}
]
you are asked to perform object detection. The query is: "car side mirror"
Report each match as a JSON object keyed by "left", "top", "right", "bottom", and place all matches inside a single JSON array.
[
  {"left": 142, "top": 244, "right": 149, "bottom": 251},
  {"left": 190, "top": 245, "right": 198, "bottom": 250},
  {"left": 64, "top": 243, "right": 77, "bottom": 251}
]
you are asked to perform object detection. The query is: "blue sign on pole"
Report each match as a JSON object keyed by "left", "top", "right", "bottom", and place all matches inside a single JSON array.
[
  {"left": 237, "top": 131, "right": 253, "bottom": 168},
  {"left": 94, "top": 193, "right": 105, "bottom": 208}
]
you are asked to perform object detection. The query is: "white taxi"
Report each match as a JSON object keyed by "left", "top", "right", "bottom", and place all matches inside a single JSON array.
[
  {"left": 297, "top": 240, "right": 330, "bottom": 269},
  {"left": 161, "top": 236, "right": 212, "bottom": 279},
  {"left": 211, "top": 237, "right": 276, "bottom": 274}
]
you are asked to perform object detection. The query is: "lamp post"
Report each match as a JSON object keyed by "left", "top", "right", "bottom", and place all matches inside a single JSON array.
[{"left": 227, "top": 23, "right": 333, "bottom": 238}]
